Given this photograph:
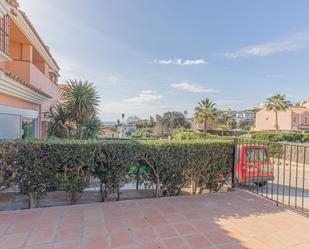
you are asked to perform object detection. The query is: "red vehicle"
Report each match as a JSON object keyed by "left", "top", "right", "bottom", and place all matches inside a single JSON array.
[{"left": 235, "top": 144, "right": 274, "bottom": 186}]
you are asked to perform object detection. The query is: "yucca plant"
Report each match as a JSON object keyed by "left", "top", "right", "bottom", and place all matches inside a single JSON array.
[
  {"left": 48, "top": 80, "right": 102, "bottom": 139},
  {"left": 61, "top": 80, "right": 100, "bottom": 130},
  {"left": 47, "top": 103, "right": 72, "bottom": 138}
]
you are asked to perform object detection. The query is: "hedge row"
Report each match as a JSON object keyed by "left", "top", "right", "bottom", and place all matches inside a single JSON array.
[
  {"left": 172, "top": 129, "right": 233, "bottom": 141},
  {"left": 251, "top": 131, "right": 309, "bottom": 143},
  {"left": 0, "top": 139, "right": 234, "bottom": 208}
]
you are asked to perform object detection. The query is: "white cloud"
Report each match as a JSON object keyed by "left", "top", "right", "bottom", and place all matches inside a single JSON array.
[
  {"left": 153, "top": 58, "right": 207, "bottom": 65},
  {"left": 225, "top": 32, "right": 309, "bottom": 58},
  {"left": 124, "top": 91, "right": 162, "bottom": 104},
  {"left": 171, "top": 82, "right": 220, "bottom": 93}
]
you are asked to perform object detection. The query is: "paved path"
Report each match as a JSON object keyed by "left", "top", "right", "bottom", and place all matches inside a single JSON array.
[{"left": 0, "top": 190, "right": 308, "bottom": 249}]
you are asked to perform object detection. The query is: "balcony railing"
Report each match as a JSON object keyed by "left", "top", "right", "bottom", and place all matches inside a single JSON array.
[
  {"left": 0, "top": 15, "right": 9, "bottom": 55},
  {"left": 3, "top": 60, "right": 59, "bottom": 113}
]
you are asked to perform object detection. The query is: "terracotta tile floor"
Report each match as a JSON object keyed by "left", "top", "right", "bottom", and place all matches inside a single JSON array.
[{"left": 0, "top": 189, "right": 308, "bottom": 249}]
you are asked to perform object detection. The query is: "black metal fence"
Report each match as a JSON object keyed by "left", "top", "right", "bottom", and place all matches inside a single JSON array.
[{"left": 233, "top": 138, "right": 309, "bottom": 215}]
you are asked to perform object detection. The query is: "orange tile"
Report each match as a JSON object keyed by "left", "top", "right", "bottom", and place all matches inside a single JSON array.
[
  {"left": 111, "top": 231, "right": 133, "bottom": 248},
  {"left": 84, "top": 235, "right": 108, "bottom": 249},
  {"left": 54, "top": 240, "right": 81, "bottom": 249},
  {"left": 163, "top": 237, "right": 188, "bottom": 249},
  {"left": 138, "top": 241, "right": 163, "bottom": 249},
  {"left": 146, "top": 215, "right": 167, "bottom": 226},
  {"left": 6, "top": 222, "right": 34, "bottom": 234},
  {"left": 185, "top": 234, "right": 211, "bottom": 249},
  {"left": 133, "top": 227, "right": 157, "bottom": 243},
  {"left": 253, "top": 234, "right": 285, "bottom": 249},
  {"left": 25, "top": 244, "right": 53, "bottom": 249},
  {"left": 173, "top": 223, "right": 196, "bottom": 235},
  {"left": 27, "top": 229, "right": 56, "bottom": 245},
  {"left": 0, "top": 232, "right": 28, "bottom": 249},
  {"left": 156, "top": 224, "right": 178, "bottom": 238},
  {"left": 56, "top": 227, "right": 81, "bottom": 241}
]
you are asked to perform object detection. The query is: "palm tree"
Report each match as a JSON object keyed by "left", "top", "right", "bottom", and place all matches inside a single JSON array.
[
  {"left": 265, "top": 94, "right": 289, "bottom": 131},
  {"left": 218, "top": 124, "right": 228, "bottom": 136},
  {"left": 61, "top": 80, "right": 100, "bottom": 130},
  {"left": 80, "top": 118, "right": 102, "bottom": 139},
  {"left": 226, "top": 117, "right": 237, "bottom": 130},
  {"left": 47, "top": 103, "right": 71, "bottom": 138},
  {"left": 194, "top": 98, "right": 217, "bottom": 133}
]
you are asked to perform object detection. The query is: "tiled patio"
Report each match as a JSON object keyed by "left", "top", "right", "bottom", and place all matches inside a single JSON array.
[{"left": 0, "top": 190, "right": 308, "bottom": 249}]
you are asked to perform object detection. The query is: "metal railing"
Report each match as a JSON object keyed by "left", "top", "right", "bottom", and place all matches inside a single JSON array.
[
  {"left": 233, "top": 138, "right": 309, "bottom": 215},
  {"left": 0, "top": 15, "right": 9, "bottom": 55}
]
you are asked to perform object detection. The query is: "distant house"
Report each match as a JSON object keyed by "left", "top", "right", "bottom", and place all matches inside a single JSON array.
[
  {"left": 225, "top": 110, "right": 255, "bottom": 123},
  {"left": 100, "top": 125, "right": 119, "bottom": 138},
  {"left": 0, "top": 0, "right": 60, "bottom": 139},
  {"left": 118, "top": 119, "right": 148, "bottom": 135},
  {"left": 255, "top": 97, "right": 309, "bottom": 131}
]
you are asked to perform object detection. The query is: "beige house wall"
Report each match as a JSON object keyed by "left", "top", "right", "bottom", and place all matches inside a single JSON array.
[
  {"left": 255, "top": 103, "right": 309, "bottom": 131},
  {"left": 255, "top": 109, "right": 292, "bottom": 131}
]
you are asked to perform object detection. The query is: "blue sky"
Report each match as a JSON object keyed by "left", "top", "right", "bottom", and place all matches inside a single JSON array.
[{"left": 20, "top": 0, "right": 309, "bottom": 121}]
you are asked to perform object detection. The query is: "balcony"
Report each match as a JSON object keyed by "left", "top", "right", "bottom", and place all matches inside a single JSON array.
[
  {"left": 2, "top": 60, "right": 59, "bottom": 113},
  {"left": 0, "top": 15, "right": 11, "bottom": 62}
]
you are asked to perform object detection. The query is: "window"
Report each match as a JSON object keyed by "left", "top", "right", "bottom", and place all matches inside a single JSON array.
[
  {"left": 22, "top": 118, "right": 38, "bottom": 138},
  {"left": 305, "top": 117, "right": 308, "bottom": 124},
  {"left": 246, "top": 148, "right": 268, "bottom": 162},
  {"left": 293, "top": 117, "right": 296, "bottom": 122}
]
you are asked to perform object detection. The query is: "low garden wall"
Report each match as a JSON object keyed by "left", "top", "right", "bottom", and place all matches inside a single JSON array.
[{"left": 0, "top": 139, "right": 234, "bottom": 210}]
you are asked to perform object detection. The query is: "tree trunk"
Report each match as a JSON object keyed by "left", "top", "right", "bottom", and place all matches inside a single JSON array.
[
  {"left": 275, "top": 111, "right": 278, "bottom": 131},
  {"left": 191, "top": 179, "right": 197, "bottom": 195},
  {"left": 29, "top": 192, "right": 38, "bottom": 209},
  {"left": 116, "top": 188, "right": 120, "bottom": 201},
  {"left": 155, "top": 177, "right": 160, "bottom": 198},
  {"left": 71, "top": 191, "right": 81, "bottom": 204},
  {"left": 100, "top": 182, "right": 105, "bottom": 202},
  {"left": 198, "top": 186, "right": 206, "bottom": 194},
  {"left": 204, "top": 119, "right": 208, "bottom": 133},
  {"left": 136, "top": 166, "right": 140, "bottom": 190}
]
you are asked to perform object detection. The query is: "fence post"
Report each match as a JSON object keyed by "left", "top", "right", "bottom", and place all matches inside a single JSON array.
[{"left": 232, "top": 137, "right": 237, "bottom": 189}]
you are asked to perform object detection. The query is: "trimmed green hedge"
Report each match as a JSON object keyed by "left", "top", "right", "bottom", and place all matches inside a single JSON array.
[
  {"left": 0, "top": 139, "right": 233, "bottom": 208},
  {"left": 251, "top": 131, "right": 309, "bottom": 143}
]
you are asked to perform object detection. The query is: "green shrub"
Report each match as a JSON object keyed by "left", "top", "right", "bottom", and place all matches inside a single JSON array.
[
  {"left": 93, "top": 141, "right": 142, "bottom": 201},
  {"left": 0, "top": 138, "right": 234, "bottom": 208},
  {"left": 251, "top": 131, "right": 306, "bottom": 143},
  {"left": 141, "top": 140, "right": 233, "bottom": 195},
  {"left": 133, "top": 127, "right": 154, "bottom": 138},
  {"left": 0, "top": 142, "right": 17, "bottom": 189},
  {"left": 172, "top": 128, "right": 232, "bottom": 141}
]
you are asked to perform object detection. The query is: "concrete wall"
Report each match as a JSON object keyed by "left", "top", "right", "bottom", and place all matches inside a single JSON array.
[
  {"left": 0, "top": 190, "right": 154, "bottom": 211},
  {"left": 0, "top": 92, "right": 39, "bottom": 111}
]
